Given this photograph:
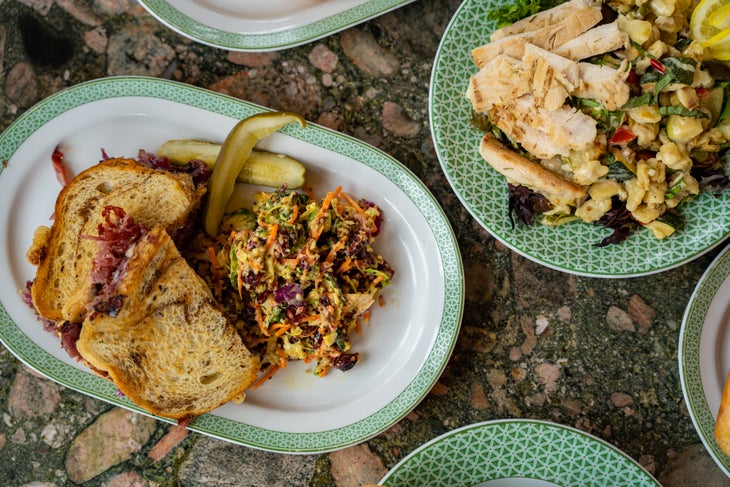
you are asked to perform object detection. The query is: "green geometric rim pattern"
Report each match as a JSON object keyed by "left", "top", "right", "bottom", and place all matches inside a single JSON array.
[
  {"left": 429, "top": 0, "right": 730, "bottom": 278},
  {"left": 138, "top": 0, "right": 416, "bottom": 51},
  {"left": 380, "top": 420, "right": 660, "bottom": 486},
  {"left": 679, "top": 244, "right": 730, "bottom": 477},
  {"left": 0, "top": 76, "right": 464, "bottom": 453}
]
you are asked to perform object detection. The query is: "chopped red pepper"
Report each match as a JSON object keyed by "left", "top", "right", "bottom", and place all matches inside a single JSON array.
[
  {"left": 650, "top": 58, "right": 666, "bottom": 74},
  {"left": 51, "top": 145, "right": 70, "bottom": 187},
  {"left": 609, "top": 126, "right": 637, "bottom": 145},
  {"left": 636, "top": 149, "right": 656, "bottom": 161},
  {"left": 627, "top": 68, "right": 639, "bottom": 85},
  {"left": 696, "top": 87, "right": 710, "bottom": 99}
]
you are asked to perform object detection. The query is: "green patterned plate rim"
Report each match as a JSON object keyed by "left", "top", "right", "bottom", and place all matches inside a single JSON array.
[
  {"left": 429, "top": 0, "right": 730, "bottom": 278},
  {"left": 679, "top": 243, "right": 730, "bottom": 477},
  {"left": 137, "top": 0, "right": 417, "bottom": 51},
  {"left": 0, "top": 76, "right": 463, "bottom": 453},
  {"left": 379, "top": 419, "right": 660, "bottom": 486}
]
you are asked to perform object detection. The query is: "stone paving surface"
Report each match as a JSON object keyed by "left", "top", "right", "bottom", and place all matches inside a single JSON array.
[{"left": 2, "top": 0, "right": 730, "bottom": 485}]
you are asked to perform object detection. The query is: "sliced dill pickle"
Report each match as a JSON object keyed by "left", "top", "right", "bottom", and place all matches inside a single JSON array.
[
  {"left": 202, "top": 112, "right": 306, "bottom": 237},
  {"left": 238, "top": 151, "right": 305, "bottom": 188},
  {"left": 158, "top": 139, "right": 220, "bottom": 166},
  {"left": 157, "top": 139, "right": 306, "bottom": 188}
]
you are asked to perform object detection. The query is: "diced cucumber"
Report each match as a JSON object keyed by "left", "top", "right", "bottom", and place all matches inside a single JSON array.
[
  {"left": 665, "top": 114, "right": 704, "bottom": 142},
  {"left": 701, "top": 86, "right": 725, "bottom": 127}
]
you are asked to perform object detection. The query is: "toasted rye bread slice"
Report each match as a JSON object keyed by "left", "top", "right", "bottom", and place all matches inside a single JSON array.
[
  {"left": 76, "top": 226, "right": 260, "bottom": 419},
  {"left": 28, "top": 158, "right": 205, "bottom": 324}
]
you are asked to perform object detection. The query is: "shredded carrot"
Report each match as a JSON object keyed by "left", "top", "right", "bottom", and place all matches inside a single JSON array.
[
  {"left": 369, "top": 274, "right": 385, "bottom": 288},
  {"left": 248, "top": 256, "right": 262, "bottom": 273},
  {"left": 301, "top": 314, "right": 322, "bottom": 323},
  {"left": 265, "top": 223, "right": 279, "bottom": 250},
  {"left": 255, "top": 304, "right": 269, "bottom": 337},
  {"left": 316, "top": 365, "right": 332, "bottom": 377},
  {"left": 276, "top": 345, "right": 287, "bottom": 368},
  {"left": 207, "top": 246, "right": 219, "bottom": 268},
  {"left": 336, "top": 257, "right": 353, "bottom": 274},
  {"left": 315, "top": 186, "right": 342, "bottom": 221},
  {"left": 236, "top": 265, "right": 244, "bottom": 297},
  {"left": 250, "top": 364, "right": 281, "bottom": 390},
  {"left": 287, "top": 204, "right": 299, "bottom": 225},
  {"left": 303, "top": 185, "right": 317, "bottom": 200},
  {"left": 341, "top": 191, "right": 366, "bottom": 217},
  {"left": 325, "top": 239, "right": 345, "bottom": 264},
  {"left": 270, "top": 323, "right": 292, "bottom": 337}
]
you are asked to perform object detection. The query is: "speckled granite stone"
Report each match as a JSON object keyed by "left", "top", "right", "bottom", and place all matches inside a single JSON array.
[{"left": 1, "top": 0, "right": 729, "bottom": 485}]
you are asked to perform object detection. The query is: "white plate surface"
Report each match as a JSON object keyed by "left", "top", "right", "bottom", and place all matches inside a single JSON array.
[
  {"left": 0, "top": 76, "right": 463, "bottom": 453},
  {"left": 680, "top": 243, "right": 730, "bottom": 477},
  {"left": 138, "top": 0, "right": 417, "bottom": 51}
]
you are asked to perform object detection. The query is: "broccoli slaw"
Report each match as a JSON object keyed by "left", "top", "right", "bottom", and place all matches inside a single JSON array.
[{"left": 200, "top": 186, "right": 393, "bottom": 386}]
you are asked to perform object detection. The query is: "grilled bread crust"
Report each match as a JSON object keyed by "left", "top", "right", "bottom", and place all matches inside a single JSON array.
[
  {"left": 76, "top": 226, "right": 260, "bottom": 419},
  {"left": 28, "top": 158, "right": 205, "bottom": 324}
]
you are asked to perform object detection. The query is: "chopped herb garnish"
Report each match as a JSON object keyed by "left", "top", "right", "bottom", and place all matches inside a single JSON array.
[{"left": 658, "top": 106, "right": 709, "bottom": 118}]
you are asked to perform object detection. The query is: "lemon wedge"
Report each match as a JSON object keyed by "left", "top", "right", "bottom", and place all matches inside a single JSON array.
[
  {"left": 709, "top": 43, "right": 730, "bottom": 60},
  {"left": 690, "top": 0, "right": 730, "bottom": 45},
  {"left": 705, "top": 27, "right": 730, "bottom": 48},
  {"left": 709, "top": 3, "right": 730, "bottom": 29}
]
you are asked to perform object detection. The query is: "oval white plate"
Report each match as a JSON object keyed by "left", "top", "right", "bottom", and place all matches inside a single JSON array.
[
  {"left": 138, "top": 0, "right": 416, "bottom": 51},
  {"left": 379, "top": 420, "right": 660, "bottom": 486},
  {"left": 679, "top": 243, "right": 730, "bottom": 477},
  {"left": 429, "top": 0, "right": 730, "bottom": 277},
  {"left": 0, "top": 76, "right": 463, "bottom": 453}
]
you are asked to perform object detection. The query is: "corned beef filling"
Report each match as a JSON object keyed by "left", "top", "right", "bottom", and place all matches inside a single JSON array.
[
  {"left": 135, "top": 149, "right": 208, "bottom": 242},
  {"left": 29, "top": 150, "right": 209, "bottom": 373},
  {"left": 58, "top": 321, "right": 83, "bottom": 361},
  {"left": 83, "top": 205, "right": 146, "bottom": 317},
  {"left": 22, "top": 281, "right": 83, "bottom": 361},
  {"left": 135, "top": 149, "right": 211, "bottom": 188}
]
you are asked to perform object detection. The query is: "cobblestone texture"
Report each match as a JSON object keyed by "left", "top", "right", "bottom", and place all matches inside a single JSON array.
[{"left": 2, "top": 0, "right": 730, "bottom": 485}]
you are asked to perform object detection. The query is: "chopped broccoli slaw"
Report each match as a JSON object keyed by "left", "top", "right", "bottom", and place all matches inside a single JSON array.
[{"left": 203, "top": 186, "right": 393, "bottom": 386}]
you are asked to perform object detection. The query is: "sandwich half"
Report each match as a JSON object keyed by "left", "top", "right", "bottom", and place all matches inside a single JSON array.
[
  {"left": 76, "top": 214, "right": 259, "bottom": 419},
  {"left": 27, "top": 157, "right": 206, "bottom": 324}
]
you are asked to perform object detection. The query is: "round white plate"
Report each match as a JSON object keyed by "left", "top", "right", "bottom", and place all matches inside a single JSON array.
[
  {"left": 429, "top": 0, "right": 730, "bottom": 277},
  {"left": 679, "top": 243, "right": 730, "bottom": 477},
  {"left": 379, "top": 420, "right": 660, "bottom": 486},
  {"left": 137, "top": 0, "right": 416, "bottom": 51},
  {"left": 0, "top": 76, "right": 463, "bottom": 453}
]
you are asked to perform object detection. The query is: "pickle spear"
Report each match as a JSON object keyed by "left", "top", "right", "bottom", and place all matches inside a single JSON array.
[
  {"left": 203, "top": 112, "right": 306, "bottom": 237},
  {"left": 157, "top": 139, "right": 306, "bottom": 188}
]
